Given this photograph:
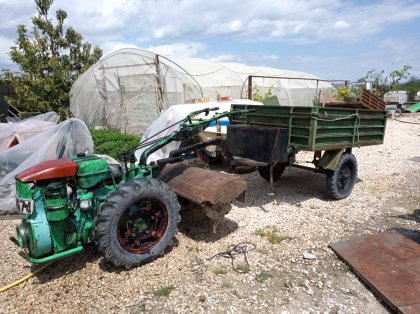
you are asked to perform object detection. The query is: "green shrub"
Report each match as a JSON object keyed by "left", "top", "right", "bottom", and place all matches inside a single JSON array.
[{"left": 90, "top": 129, "right": 141, "bottom": 162}]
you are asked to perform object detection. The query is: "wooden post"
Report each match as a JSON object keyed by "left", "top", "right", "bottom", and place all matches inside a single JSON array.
[{"left": 248, "top": 76, "right": 253, "bottom": 100}]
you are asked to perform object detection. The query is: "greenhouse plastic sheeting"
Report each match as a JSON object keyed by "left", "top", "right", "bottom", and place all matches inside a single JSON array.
[
  {"left": 134, "top": 99, "right": 262, "bottom": 163},
  {"left": 26, "top": 112, "right": 59, "bottom": 123},
  {"left": 0, "top": 118, "right": 93, "bottom": 214},
  {"left": 0, "top": 112, "right": 59, "bottom": 152},
  {"left": 70, "top": 48, "right": 332, "bottom": 135}
]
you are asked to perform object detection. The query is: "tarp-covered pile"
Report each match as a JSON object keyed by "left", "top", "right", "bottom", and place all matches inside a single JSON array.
[
  {"left": 0, "top": 112, "right": 59, "bottom": 151},
  {"left": 135, "top": 99, "right": 262, "bottom": 163},
  {"left": 0, "top": 118, "right": 93, "bottom": 214}
]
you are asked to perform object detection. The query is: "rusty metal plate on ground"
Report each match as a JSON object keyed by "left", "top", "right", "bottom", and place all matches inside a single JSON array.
[
  {"left": 330, "top": 229, "right": 420, "bottom": 314},
  {"left": 158, "top": 163, "right": 247, "bottom": 205}
]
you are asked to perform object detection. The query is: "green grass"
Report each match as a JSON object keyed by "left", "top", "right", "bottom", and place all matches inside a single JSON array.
[
  {"left": 339, "top": 264, "right": 351, "bottom": 273},
  {"left": 235, "top": 263, "right": 250, "bottom": 273},
  {"left": 255, "top": 228, "right": 294, "bottom": 244},
  {"left": 186, "top": 246, "right": 200, "bottom": 252},
  {"left": 154, "top": 285, "right": 176, "bottom": 298},
  {"left": 221, "top": 282, "right": 232, "bottom": 289},
  {"left": 213, "top": 267, "right": 228, "bottom": 276},
  {"left": 90, "top": 128, "right": 141, "bottom": 162},
  {"left": 256, "top": 248, "right": 269, "bottom": 255},
  {"left": 232, "top": 290, "right": 242, "bottom": 299},
  {"left": 256, "top": 270, "right": 273, "bottom": 283}
]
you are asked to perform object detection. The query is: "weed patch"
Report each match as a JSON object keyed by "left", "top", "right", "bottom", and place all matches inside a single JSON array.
[
  {"left": 154, "top": 285, "right": 175, "bottom": 298},
  {"left": 255, "top": 227, "right": 293, "bottom": 244}
]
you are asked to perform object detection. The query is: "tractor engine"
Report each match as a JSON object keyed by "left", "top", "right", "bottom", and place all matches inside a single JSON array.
[{"left": 14, "top": 154, "right": 114, "bottom": 263}]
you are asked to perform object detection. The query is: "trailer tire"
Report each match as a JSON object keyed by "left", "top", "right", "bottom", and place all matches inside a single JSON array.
[
  {"left": 257, "top": 164, "right": 286, "bottom": 182},
  {"left": 94, "top": 178, "right": 181, "bottom": 269},
  {"left": 325, "top": 153, "right": 358, "bottom": 200}
]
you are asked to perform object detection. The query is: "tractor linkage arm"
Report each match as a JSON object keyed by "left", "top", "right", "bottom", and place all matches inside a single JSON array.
[{"left": 138, "top": 107, "right": 251, "bottom": 166}]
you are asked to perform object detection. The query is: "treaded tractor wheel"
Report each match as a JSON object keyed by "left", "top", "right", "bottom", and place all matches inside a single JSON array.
[
  {"left": 325, "top": 153, "right": 358, "bottom": 200},
  {"left": 94, "top": 178, "right": 181, "bottom": 268},
  {"left": 257, "top": 164, "right": 287, "bottom": 182}
]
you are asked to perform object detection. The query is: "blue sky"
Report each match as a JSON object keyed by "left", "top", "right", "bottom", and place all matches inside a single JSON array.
[{"left": 1, "top": 0, "right": 419, "bottom": 81}]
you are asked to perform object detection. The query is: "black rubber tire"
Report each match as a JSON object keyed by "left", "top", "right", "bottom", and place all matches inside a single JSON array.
[
  {"left": 94, "top": 178, "right": 181, "bottom": 268},
  {"left": 325, "top": 153, "right": 358, "bottom": 200},
  {"left": 257, "top": 164, "right": 287, "bottom": 182}
]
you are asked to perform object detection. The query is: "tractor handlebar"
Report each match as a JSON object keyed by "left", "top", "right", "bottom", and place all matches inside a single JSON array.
[{"left": 185, "top": 107, "right": 220, "bottom": 123}]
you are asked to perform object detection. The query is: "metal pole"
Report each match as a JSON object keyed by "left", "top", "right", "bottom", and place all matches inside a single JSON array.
[{"left": 155, "top": 54, "right": 165, "bottom": 112}]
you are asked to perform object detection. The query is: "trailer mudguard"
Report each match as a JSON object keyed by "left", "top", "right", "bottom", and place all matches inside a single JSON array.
[{"left": 318, "top": 149, "right": 343, "bottom": 171}]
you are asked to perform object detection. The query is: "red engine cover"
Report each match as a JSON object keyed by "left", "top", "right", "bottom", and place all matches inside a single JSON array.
[{"left": 15, "top": 159, "right": 77, "bottom": 183}]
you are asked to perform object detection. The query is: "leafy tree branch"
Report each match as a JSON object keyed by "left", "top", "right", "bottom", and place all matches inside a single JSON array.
[{"left": 1, "top": 0, "right": 103, "bottom": 113}]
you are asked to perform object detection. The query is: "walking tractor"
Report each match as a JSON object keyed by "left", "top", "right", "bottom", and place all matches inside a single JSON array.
[
  {"left": 11, "top": 104, "right": 387, "bottom": 269},
  {"left": 11, "top": 107, "right": 250, "bottom": 269}
]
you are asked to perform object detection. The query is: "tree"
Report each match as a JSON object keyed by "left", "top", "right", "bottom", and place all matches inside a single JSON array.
[
  {"left": 358, "top": 65, "right": 411, "bottom": 98},
  {"left": 399, "top": 76, "right": 420, "bottom": 101},
  {"left": 1, "top": 0, "right": 102, "bottom": 113}
]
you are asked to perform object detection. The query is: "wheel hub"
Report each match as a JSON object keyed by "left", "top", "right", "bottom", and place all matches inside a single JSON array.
[
  {"left": 117, "top": 199, "right": 168, "bottom": 254},
  {"left": 338, "top": 164, "right": 352, "bottom": 192}
]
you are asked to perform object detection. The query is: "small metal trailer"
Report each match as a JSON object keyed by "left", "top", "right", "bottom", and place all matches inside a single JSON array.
[{"left": 225, "top": 104, "right": 387, "bottom": 200}]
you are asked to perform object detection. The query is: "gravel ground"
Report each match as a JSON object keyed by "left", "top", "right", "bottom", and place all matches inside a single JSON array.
[{"left": 1, "top": 113, "right": 419, "bottom": 314}]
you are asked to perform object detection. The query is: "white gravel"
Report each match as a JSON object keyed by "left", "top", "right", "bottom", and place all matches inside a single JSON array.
[{"left": 0, "top": 113, "right": 419, "bottom": 313}]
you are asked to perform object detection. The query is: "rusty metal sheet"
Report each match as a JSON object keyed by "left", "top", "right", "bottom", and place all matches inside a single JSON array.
[
  {"left": 330, "top": 229, "right": 420, "bottom": 314},
  {"left": 158, "top": 163, "right": 247, "bottom": 205}
]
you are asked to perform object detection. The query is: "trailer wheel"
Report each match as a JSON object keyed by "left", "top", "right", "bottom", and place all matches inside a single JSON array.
[
  {"left": 94, "top": 178, "right": 181, "bottom": 269},
  {"left": 257, "top": 164, "right": 286, "bottom": 182},
  {"left": 325, "top": 153, "right": 358, "bottom": 200}
]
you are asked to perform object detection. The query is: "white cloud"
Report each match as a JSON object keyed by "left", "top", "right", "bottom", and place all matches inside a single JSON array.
[
  {"left": 259, "top": 54, "right": 280, "bottom": 61},
  {"left": 100, "top": 41, "right": 141, "bottom": 56},
  {"left": 209, "top": 54, "right": 241, "bottom": 62},
  {"left": 0, "top": 35, "right": 14, "bottom": 69},
  {"left": 3, "top": 1, "right": 420, "bottom": 45},
  {"left": 334, "top": 20, "right": 350, "bottom": 29},
  {"left": 146, "top": 42, "right": 206, "bottom": 58},
  {"left": 0, "top": 1, "right": 34, "bottom": 33},
  {"left": 205, "top": 19, "right": 244, "bottom": 36},
  {"left": 290, "top": 36, "right": 420, "bottom": 81},
  {"left": 0, "top": 0, "right": 419, "bottom": 79}
]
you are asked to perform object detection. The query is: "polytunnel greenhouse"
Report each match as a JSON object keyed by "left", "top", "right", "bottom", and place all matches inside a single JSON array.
[{"left": 70, "top": 48, "right": 332, "bottom": 135}]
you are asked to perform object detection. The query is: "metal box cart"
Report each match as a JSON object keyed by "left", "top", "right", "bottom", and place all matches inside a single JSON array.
[{"left": 225, "top": 104, "right": 387, "bottom": 199}]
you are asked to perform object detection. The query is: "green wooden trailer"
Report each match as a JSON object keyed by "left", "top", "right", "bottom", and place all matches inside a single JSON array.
[{"left": 226, "top": 104, "right": 387, "bottom": 200}]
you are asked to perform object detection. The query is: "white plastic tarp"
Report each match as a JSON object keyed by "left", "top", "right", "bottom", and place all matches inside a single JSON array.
[
  {"left": 135, "top": 99, "right": 262, "bottom": 163},
  {"left": 0, "top": 118, "right": 93, "bottom": 214},
  {"left": 27, "top": 112, "right": 60, "bottom": 123},
  {"left": 0, "top": 112, "right": 59, "bottom": 152}
]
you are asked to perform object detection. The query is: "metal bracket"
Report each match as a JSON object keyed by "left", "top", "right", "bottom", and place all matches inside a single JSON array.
[{"left": 318, "top": 149, "right": 343, "bottom": 171}]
